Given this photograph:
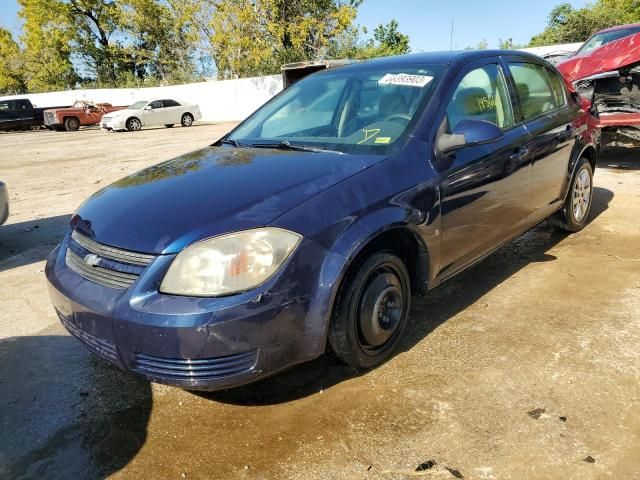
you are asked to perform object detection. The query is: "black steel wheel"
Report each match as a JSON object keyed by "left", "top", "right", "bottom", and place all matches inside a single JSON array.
[{"left": 329, "top": 252, "right": 411, "bottom": 369}]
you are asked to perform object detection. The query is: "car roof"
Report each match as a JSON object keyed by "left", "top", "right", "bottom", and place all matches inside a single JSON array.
[
  {"left": 335, "top": 50, "right": 543, "bottom": 72},
  {"left": 597, "top": 22, "right": 640, "bottom": 33}
]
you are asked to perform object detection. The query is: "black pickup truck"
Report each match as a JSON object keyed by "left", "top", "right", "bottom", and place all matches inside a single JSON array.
[{"left": 0, "top": 98, "right": 68, "bottom": 131}]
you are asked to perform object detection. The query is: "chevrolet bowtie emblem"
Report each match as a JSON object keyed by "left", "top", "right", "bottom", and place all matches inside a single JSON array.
[{"left": 83, "top": 253, "right": 101, "bottom": 267}]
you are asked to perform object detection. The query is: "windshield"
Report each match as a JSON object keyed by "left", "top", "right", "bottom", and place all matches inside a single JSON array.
[
  {"left": 575, "top": 26, "right": 640, "bottom": 56},
  {"left": 128, "top": 101, "right": 148, "bottom": 109},
  {"left": 227, "top": 64, "right": 444, "bottom": 154}
]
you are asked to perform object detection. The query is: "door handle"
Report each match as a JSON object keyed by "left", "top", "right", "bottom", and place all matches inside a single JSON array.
[{"left": 510, "top": 147, "right": 529, "bottom": 161}]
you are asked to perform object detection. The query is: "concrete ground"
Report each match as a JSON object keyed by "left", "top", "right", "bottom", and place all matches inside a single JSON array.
[{"left": 1, "top": 125, "right": 639, "bottom": 480}]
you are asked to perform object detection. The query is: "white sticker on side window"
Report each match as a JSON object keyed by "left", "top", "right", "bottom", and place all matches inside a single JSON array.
[{"left": 378, "top": 73, "right": 434, "bottom": 88}]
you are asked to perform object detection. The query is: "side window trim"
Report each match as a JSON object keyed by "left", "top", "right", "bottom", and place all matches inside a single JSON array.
[
  {"left": 444, "top": 61, "right": 516, "bottom": 132},
  {"left": 504, "top": 59, "right": 567, "bottom": 124},
  {"left": 430, "top": 56, "right": 516, "bottom": 151}
]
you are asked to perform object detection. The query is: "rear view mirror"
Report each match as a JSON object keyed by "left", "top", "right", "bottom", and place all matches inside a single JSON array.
[{"left": 437, "top": 119, "right": 504, "bottom": 154}]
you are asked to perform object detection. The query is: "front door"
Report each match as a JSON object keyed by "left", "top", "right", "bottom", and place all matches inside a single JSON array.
[
  {"left": 143, "top": 100, "right": 165, "bottom": 126},
  {"left": 433, "top": 60, "right": 532, "bottom": 279}
]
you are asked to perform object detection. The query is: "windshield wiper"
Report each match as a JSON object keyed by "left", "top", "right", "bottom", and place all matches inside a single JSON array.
[
  {"left": 221, "top": 138, "right": 246, "bottom": 147},
  {"left": 251, "top": 140, "right": 345, "bottom": 154}
]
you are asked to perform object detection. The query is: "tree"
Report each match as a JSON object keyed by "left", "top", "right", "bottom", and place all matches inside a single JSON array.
[
  {"left": 529, "top": 0, "right": 638, "bottom": 46},
  {"left": 66, "top": 0, "right": 126, "bottom": 85},
  {"left": 371, "top": 19, "right": 410, "bottom": 55},
  {"left": 0, "top": 28, "right": 25, "bottom": 94},
  {"left": 327, "top": 20, "right": 411, "bottom": 60},
  {"left": 121, "top": 0, "right": 201, "bottom": 84},
  {"left": 498, "top": 38, "right": 525, "bottom": 49},
  {"left": 18, "top": 0, "right": 78, "bottom": 91},
  {"left": 207, "top": 0, "right": 361, "bottom": 78}
]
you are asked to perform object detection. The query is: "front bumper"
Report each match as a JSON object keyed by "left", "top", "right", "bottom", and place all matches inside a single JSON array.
[
  {"left": 101, "top": 118, "right": 125, "bottom": 131},
  {"left": 45, "top": 231, "right": 343, "bottom": 390},
  {"left": 0, "top": 181, "right": 8, "bottom": 225}
]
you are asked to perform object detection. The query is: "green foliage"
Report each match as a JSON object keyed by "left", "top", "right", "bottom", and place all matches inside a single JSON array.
[
  {"left": 327, "top": 19, "right": 411, "bottom": 61},
  {"left": 208, "top": 0, "right": 362, "bottom": 78},
  {"left": 8, "top": 0, "right": 412, "bottom": 91},
  {"left": 498, "top": 38, "right": 526, "bottom": 49},
  {"left": 0, "top": 28, "right": 25, "bottom": 94},
  {"left": 19, "top": 0, "right": 78, "bottom": 92},
  {"left": 529, "top": 0, "right": 640, "bottom": 46},
  {"left": 465, "top": 39, "right": 488, "bottom": 50}
]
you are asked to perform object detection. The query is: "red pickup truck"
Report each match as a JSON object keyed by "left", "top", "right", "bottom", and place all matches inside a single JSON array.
[{"left": 43, "top": 101, "right": 126, "bottom": 131}]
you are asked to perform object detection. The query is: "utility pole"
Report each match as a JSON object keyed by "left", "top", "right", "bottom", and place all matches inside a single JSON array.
[{"left": 450, "top": 18, "right": 454, "bottom": 51}]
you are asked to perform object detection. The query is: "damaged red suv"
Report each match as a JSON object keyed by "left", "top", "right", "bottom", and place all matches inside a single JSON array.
[{"left": 557, "top": 23, "right": 640, "bottom": 148}]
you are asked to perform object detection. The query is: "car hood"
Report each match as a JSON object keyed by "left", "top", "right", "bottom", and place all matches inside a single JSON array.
[
  {"left": 72, "top": 146, "right": 381, "bottom": 254},
  {"left": 103, "top": 108, "right": 137, "bottom": 118},
  {"left": 557, "top": 32, "right": 640, "bottom": 83}
]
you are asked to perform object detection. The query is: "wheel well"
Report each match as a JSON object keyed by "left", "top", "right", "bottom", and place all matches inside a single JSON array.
[
  {"left": 582, "top": 146, "right": 597, "bottom": 171},
  {"left": 183, "top": 112, "right": 193, "bottom": 118},
  {"left": 347, "top": 228, "right": 429, "bottom": 296},
  {"left": 63, "top": 116, "right": 78, "bottom": 123}
]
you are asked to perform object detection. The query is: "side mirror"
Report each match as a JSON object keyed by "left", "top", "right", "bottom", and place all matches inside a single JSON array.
[
  {"left": 144, "top": 105, "right": 152, "bottom": 110},
  {"left": 437, "top": 119, "right": 504, "bottom": 154}
]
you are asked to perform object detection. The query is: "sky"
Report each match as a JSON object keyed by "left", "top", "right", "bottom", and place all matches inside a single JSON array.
[{"left": 0, "top": 0, "right": 591, "bottom": 50}]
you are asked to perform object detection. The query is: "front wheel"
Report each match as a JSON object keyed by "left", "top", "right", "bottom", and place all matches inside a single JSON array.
[
  {"left": 329, "top": 252, "right": 411, "bottom": 369},
  {"left": 126, "top": 117, "right": 142, "bottom": 132},
  {"left": 549, "top": 157, "right": 594, "bottom": 232},
  {"left": 64, "top": 117, "right": 80, "bottom": 131},
  {"left": 181, "top": 113, "right": 194, "bottom": 127}
]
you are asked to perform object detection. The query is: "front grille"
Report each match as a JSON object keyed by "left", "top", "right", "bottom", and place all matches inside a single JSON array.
[
  {"left": 44, "top": 111, "right": 56, "bottom": 125},
  {"left": 58, "top": 310, "right": 119, "bottom": 364},
  {"left": 71, "top": 230, "right": 154, "bottom": 266},
  {"left": 132, "top": 350, "right": 258, "bottom": 380},
  {"left": 65, "top": 230, "right": 155, "bottom": 289}
]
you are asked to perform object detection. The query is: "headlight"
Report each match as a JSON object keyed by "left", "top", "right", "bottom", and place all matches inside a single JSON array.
[{"left": 160, "top": 228, "right": 301, "bottom": 297}]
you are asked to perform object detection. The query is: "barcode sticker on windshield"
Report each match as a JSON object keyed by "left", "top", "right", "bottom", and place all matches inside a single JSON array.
[{"left": 378, "top": 73, "right": 433, "bottom": 88}]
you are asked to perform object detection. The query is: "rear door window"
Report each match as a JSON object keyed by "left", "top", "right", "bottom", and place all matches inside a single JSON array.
[
  {"left": 163, "top": 99, "right": 180, "bottom": 107},
  {"left": 446, "top": 63, "right": 515, "bottom": 131},
  {"left": 507, "top": 63, "right": 562, "bottom": 121}
]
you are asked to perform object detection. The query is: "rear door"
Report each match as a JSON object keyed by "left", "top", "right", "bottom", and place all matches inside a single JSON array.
[
  {"left": 433, "top": 58, "right": 532, "bottom": 279},
  {"left": 504, "top": 59, "right": 578, "bottom": 218},
  {"left": 162, "top": 99, "right": 181, "bottom": 124}
]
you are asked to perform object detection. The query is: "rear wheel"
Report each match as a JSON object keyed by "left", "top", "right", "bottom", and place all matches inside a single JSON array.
[
  {"left": 126, "top": 117, "right": 142, "bottom": 132},
  {"left": 549, "top": 157, "right": 593, "bottom": 232},
  {"left": 64, "top": 117, "right": 80, "bottom": 131},
  {"left": 329, "top": 252, "right": 411, "bottom": 369},
  {"left": 181, "top": 113, "right": 194, "bottom": 127}
]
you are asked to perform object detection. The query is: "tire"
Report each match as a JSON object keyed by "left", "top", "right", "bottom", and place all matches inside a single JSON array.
[
  {"left": 165, "top": 124, "right": 174, "bottom": 128},
  {"left": 126, "top": 117, "right": 142, "bottom": 132},
  {"left": 64, "top": 117, "right": 80, "bottom": 131},
  {"left": 549, "top": 157, "right": 594, "bottom": 232},
  {"left": 328, "top": 252, "right": 411, "bottom": 369},
  {"left": 181, "top": 113, "right": 194, "bottom": 127}
]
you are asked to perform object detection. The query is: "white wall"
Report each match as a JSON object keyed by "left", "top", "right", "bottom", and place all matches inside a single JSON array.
[
  {"left": 518, "top": 42, "right": 584, "bottom": 57},
  {"left": 0, "top": 75, "right": 284, "bottom": 122}
]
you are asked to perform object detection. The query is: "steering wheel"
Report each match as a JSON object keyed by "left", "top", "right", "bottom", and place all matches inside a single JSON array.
[{"left": 385, "top": 113, "right": 412, "bottom": 123}]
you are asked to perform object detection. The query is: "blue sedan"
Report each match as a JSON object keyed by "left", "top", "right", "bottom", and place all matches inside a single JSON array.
[{"left": 46, "top": 51, "right": 598, "bottom": 390}]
